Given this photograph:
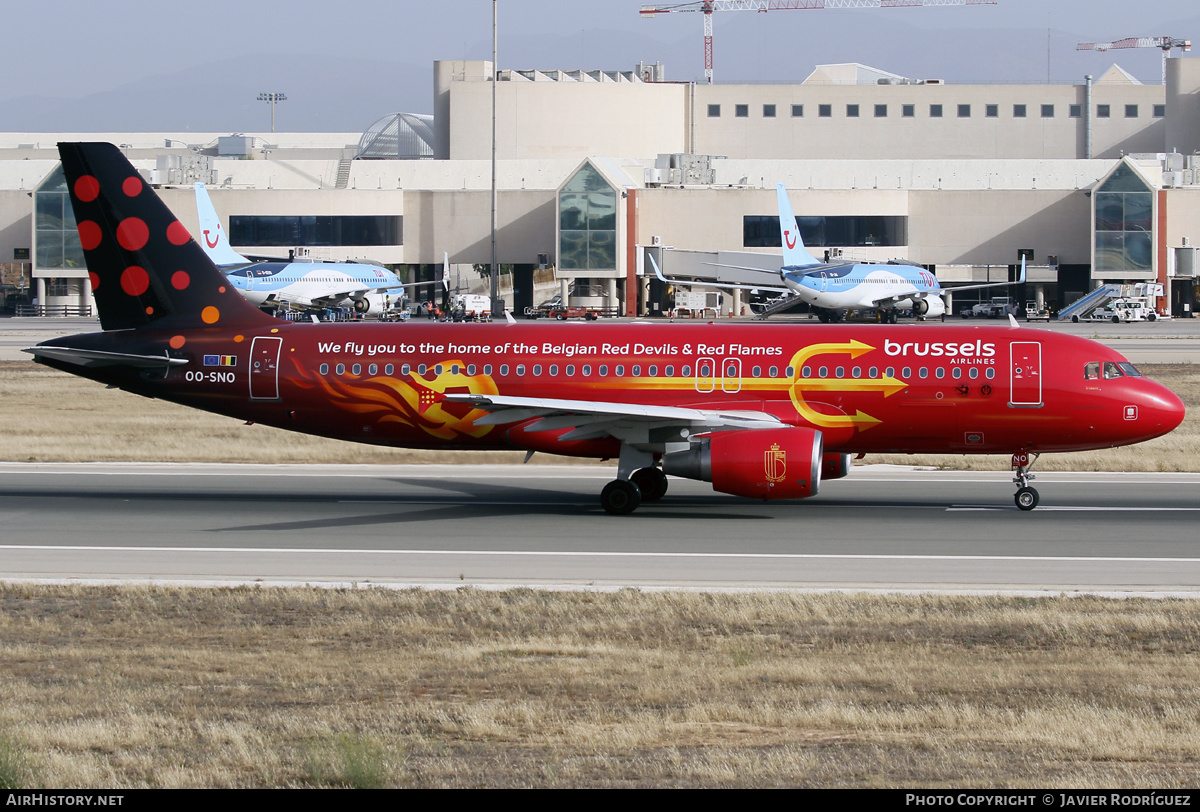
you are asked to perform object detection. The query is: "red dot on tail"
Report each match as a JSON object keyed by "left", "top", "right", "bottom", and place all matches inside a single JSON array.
[
  {"left": 171, "top": 271, "right": 190, "bottom": 290},
  {"left": 169, "top": 335, "right": 186, "bottom": 349},
  {"left": 74, "top": 176, "right": 100, "bottom": 202},
  {"left": 88, "top": 272, "right": 100, "bottom": 291},
  {"left": 122, "top": 176, "right": 143, "bottom": 197},
  {"left": 77, "top": 221, "right": 102, "bottom": 251},
  {"left": 121, "top": 266, "right": 150, "bottom": 296},
  {"left": 116, "top": 218, "right": 149, "bottom": 251},
  {"left": 145, "top": 307, "right": 154, "bottom": 315},
  {"left": 166, "top": 221, "right": 190, "bottom": 245}
]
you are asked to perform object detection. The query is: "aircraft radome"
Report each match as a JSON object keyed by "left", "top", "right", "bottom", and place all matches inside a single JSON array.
[{"left": 27, "top": 143, "right": 1185, "bottom": 514}]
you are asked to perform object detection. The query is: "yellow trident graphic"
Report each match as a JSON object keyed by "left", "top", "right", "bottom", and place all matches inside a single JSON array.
[{"left": 785, "top": 340, "right": 906, "bottom": 431}]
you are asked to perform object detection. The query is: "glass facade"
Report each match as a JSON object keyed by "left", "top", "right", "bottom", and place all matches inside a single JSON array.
[
  {"left": 34, "top": 165, "right": 84, "bottom": 271},
  {"left": 1094, "top": 163, "right": 1153, "bottom": 275},
  {"left": 558, "top": 163, "right": 617, "bottom": 272},
  {"left": 229, "top": 215, "right": 402, "bottom": 247},
  {"left": 744, "top": 215, "right": 907, "bottom": 248}
]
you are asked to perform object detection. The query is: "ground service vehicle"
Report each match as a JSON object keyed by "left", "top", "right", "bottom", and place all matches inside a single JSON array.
[
  {"left": 28, "top": 144, "right": 1186, "bottom": 515},
  {"left": 1091, "top": 298, "right": 1157, "bottom": 324}
]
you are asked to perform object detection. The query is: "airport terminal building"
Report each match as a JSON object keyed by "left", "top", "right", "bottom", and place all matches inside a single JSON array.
[{"left": 3, "top": 56, "right": 1200, "bottom": 317}]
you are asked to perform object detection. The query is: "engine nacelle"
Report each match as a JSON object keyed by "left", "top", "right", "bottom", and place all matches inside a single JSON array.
[
  {"left": 821, "top": 452, "right": 852, "bottom": 481},
  {"left": 912, "top": 296, "right": 946, "bottom": 318},
  {"left": 662, "top": 427, "right": 823, "bottom": 500},
  {"left": 353, "top": 298, "right": 371, "bottom": 313}
]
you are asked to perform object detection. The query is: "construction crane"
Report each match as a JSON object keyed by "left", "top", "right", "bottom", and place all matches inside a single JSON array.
[
  {"left": 1076, "top": 36, "right": 1191, "bottom": 84},
  {"left": 639, "top": 0, "right": 997, "bottom": 84}
]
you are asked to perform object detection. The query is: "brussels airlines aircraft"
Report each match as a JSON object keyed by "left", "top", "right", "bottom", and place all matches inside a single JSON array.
[
  {"left": 194, "top": 182, "right": 442, "bottom": 314},
  {"left": 28, "top": 144, "right": 1185, "bottom": 514},
  {"left": 655, "top": 183, "right": 1024, "bottom": 323}
]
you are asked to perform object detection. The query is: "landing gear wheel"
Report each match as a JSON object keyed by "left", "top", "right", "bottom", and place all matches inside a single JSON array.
[
  {"left": 1015, "top": 486, "right": 1039, "bottom": 511},
  {"left": 630, "top": 467, "right": 668, "bottom": 502},
  {"left": 601, "top": 479, "right": 642, "bottom": 515}
]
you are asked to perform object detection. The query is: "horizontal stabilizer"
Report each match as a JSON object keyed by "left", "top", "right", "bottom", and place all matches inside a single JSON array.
[{"left": 24, "top": 346, "right": 188, "bottom": 369}]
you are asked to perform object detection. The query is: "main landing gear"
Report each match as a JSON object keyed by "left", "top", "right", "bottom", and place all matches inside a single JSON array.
[
  {"left": 601, "top": 446, "right": 668, "bottom": 515},
  {"left": 1012, "top": 451, "right": 1041, "bottom": 511}
]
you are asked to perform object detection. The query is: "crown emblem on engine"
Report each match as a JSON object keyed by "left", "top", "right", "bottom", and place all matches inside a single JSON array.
[{"left": 764, "top": 442, "right": 786, "bottom": 483}]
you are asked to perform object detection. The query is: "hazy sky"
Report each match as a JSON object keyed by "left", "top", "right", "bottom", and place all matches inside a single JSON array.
[{"left": 6, "top": 0, "right": 1199, "bottom": 130}]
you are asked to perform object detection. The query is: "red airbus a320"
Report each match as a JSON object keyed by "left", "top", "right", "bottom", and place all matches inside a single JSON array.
[{"left": 28, "top": 143, "right": 1186, "bottom": 514}]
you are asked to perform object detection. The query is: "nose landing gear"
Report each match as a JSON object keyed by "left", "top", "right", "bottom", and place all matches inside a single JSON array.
[{"left": 1012, "top": 451, "right": 1041, "bottom": 511}]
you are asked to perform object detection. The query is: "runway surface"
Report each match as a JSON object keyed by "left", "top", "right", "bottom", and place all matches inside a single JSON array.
[{"left": 3, "top": 463, "right": 1200, "bottom": 594}]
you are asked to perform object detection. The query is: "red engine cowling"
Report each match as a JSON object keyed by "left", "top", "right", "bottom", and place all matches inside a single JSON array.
[
  {"left": 664, "top": 427, "right": 823, "bottom": 500},
  {"left": 822, "top": 452, "right": 852, "bottom": 481}
]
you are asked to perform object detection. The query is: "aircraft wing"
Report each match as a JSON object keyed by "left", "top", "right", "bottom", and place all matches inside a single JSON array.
[
  {"left": 444, "top": 393, "right": 784, "bottom": 443},
  {"left": 648, "top": 254, "right": 789, "bottom": 294}
]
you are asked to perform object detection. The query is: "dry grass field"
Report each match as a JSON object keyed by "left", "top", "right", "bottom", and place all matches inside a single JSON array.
[
  {"left": 1, "top": 360, "right": 1196, "bottom": 470},
  {"left": 3, "top": 585, "right": 1200, "bottom": 788}
]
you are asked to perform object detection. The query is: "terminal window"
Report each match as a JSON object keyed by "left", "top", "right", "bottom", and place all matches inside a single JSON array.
[
  {"left": 763, "top": 104, "right": 776, "bottom": 118},
  {"left": 1097, "top": 104, "right": 1111, "bottom": 118},
  {"left": 707, "top": 104, "right": 720, "bottom": 117},
  {"left": 1013, "top": 104, "right": 1027, "bottom": 118},
  {"left": 1125, "top": 104, "right": 1138, "bottom": 118},
  {"left": 1069, "top": 105, "right": 1082, "bottom": 118},
  {"left": 744, "top": 215, "right": 907, "bottom": 248},
  {"left": 819, "top": 104, "right": 832, "bottom": 117},
  {"left": 985, "top": 104, "right": 999, "bottom": 117},
  {"left": 957, "top": 104, "right": 971, "bottom": 118},
  {"left": 902, "top": 104, "right": 915, "bottom": 117},
  {"left": 791, "top": 104, "right": 804, "bottom": 117},
  {"left": 230, "top": 216, "right": 402, "bottom": 247},
  {"left": 1154, "top": 104, "right": 1166, "bottom": 117},
  {"left": 846, "top": 104, "right": 859, "bottom": 117},
  {"left": 874, "top": 104, "right": 887, "bottom": 118},
  {"left": 736, "top": 104, "right": 749, "bottom": 117},
  {"left": 1041, "top": 104, "right": 1054, "bottom": 118},
  {"left": 929, "top": 104, "right": 943, "bottom": 118}
]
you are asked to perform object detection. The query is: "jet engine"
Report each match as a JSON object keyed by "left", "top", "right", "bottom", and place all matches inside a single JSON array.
[
  {"left": 353, "top": 298, "right": 371, "bottom": 313},
  {"left": 912, "top": 296, "right": 946, "bottom": 318},
  {"left": 821, "top": 452, "right": 852, "bottom": 481},
  {"left": 662, "top": 427, "right": 823, "bottom": 500}
]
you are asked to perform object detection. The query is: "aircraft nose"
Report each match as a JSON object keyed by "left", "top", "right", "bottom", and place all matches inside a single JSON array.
[{"left": 1140, "top": 381, "right": 1186, "bottom": 437}]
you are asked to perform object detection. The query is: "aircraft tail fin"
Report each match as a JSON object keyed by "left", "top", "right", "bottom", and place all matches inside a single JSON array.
[
  {"left": 194, "top": 182, "right": 250, "bottom": 267},
  {"left": 776, "top": 183, "right": 820, "bottom": 268},
  {"left": 58, "top": 142, "right": 274, "bottom": 332}
]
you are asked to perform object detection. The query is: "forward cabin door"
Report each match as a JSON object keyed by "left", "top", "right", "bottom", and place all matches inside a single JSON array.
[
  {"left": 1009, "top": 341, "right": 1043, "bottom": 408},
  {"left": 249, "top": 336, "right": 282, "bottom": 401}
]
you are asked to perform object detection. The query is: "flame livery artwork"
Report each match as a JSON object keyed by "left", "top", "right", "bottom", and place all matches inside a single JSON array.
[{"left": 28, "top": 143, "right": 1185, "bottom": 514}]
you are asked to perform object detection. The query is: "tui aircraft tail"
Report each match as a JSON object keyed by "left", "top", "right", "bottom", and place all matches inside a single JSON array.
[
  {"left": 58, "top": 142, "right": 274, "bottom": 332},
  {"left": 775, "top": 182, "right": 820, "bottom": 269},
  {"left": 194, "top": 182, "right": 251, "bottom": 267}
]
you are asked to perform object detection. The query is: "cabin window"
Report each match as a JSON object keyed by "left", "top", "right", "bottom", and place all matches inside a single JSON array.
[
  {"left": 468, "top": 364, "right": 476, "bottom": 375},
  {"left": 969, "top": 368, "right": 979, "bottom": 379},
  {"left": 434, "top": 364, "right": 444, "bottom": 375},
  {"left": 401, "top": 364, "right": 411, "bottom": 375},
  {"left": 752, "top": 366, "right": 762, "bottom": 377},
  {"left": 483, "top": 364, "right": 492, "bottom": 375},
  {"left": 986, "top": 368, "right": 995, "bottom": 379},
  {"left": 648, "top": 365, "right": 657, "bottom": 376},
  {"left": 801, "top": 366, "right": 811, "bottom": 378},
  {"left": 319, "top": 364, "right": 329, "bottom": 375},
  {"left": 818, "top": 366, "right": 827, "bottom": 378},
  {"left": 852, "top": 366, "right": 862, "bottom": 378},
  {"left": 952, "top": 367, "right": 962, "bottom": 379},
  {"left": 336, "top": 364, "right": 345, "bottom": 375},
  {"left": 516, "top": 364, "right": 526, "bottom": 376},
  {"left": 665, "top": 365, "right": 675, "bottom": 377},
  {"left": 418, "top": 364, "right": 427, "bottom": 374},
  {"left": 599, "top": 365, "right": 608, "bottom": 376},
  {"left": 786, "top": 366, "right": 795, "bottom": 377},
  {"left": 582, "top": 364, "right": 591, "bottom": 376},
  {"left": 869, "top": 367, "right": 878, "bottom": 378},
  {"left": 632, "top": 364, "right": 641, "bottom": 376},
  {"left": 565, "top": 364, "right": 574, "bottom": 376},
  {"left": 935, "top": 367, "right": 945, "bottom": 379},
  {"left": 835, "top": 366, "right": 845, "bottom": 378},
  {"left": 726, "top": 363, "right": 737, "bottom": 377},
  {"left": 682, "top": 365, "right": 692, "bottom": 377},
  {"left": 368, "top": 364, "right": 378, "bottom": 375},
  {"left": 450, "top": 364, "right": 460, "bottom": 375},
  {"left": 351, "top": 364, "right": 361, "bottom": 375},
  {"left": 769, "top": 366, "right": 779, "bottom": 377},
  {"left": 547, "top": 364, "right": 557, "bottom": 376},
  {"left": 902, "top": 367, "right": 911, "bottom": 378},
  {"left": 700, "top": 363, "right": 711, "bottom": 376},
  {"left": 533, "top": 364, "right": 543, "bottom": 376},
  {"left": 615, "top": 364, "right": 625, "bottom": 376},
  {"left": 500, "top": 364, "right": 509, "bottom": 376},
  {"left": 919, "top": 368, "right": 928, "bottom": 379}
]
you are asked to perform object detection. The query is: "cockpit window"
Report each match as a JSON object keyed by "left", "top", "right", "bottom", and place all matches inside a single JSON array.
[
  {"left": 1084, "top": 362, "right": 1100, "bottom": 380},
  {"left": 1103, "top": 361, "right": 1124, "bottom": 379},
  {"left": 1117, "top": 362, "right": 1142, "bottom": 377}
]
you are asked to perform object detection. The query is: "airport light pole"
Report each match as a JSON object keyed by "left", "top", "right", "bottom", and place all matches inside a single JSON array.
[
  {"left": 490, "top": 0, "right": 500, "bottom": 317},
  {"left": 257, "top": 92, "right": 287, "bottom": 133}
]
